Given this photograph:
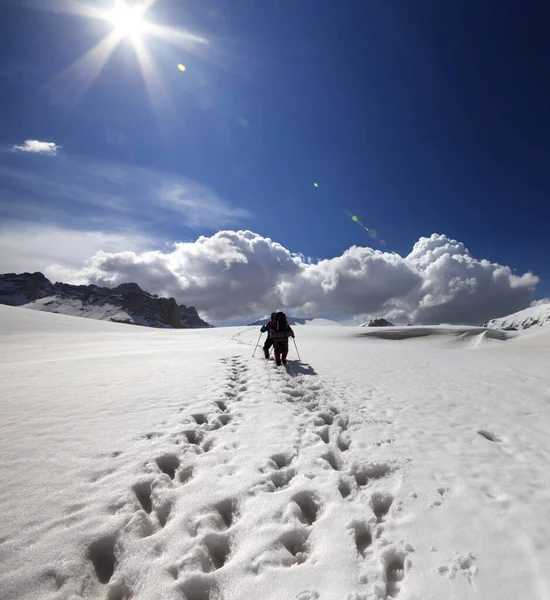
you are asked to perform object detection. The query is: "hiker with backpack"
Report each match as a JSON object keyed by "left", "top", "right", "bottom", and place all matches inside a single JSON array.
[{"left": 264, "top": 312, "right": 295, "bottom": 366}]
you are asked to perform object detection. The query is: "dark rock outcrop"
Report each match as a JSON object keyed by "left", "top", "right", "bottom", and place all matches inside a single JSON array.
[
  {"left": 0, "top": 272, "right": 212, "bottom": 329},
  {"left": 0, "top": 272, "right": 56, "bottom": 305},
  {"left": 362, "top": 318, "right": 394, "bottom": 327},
  {"left": 180, "top": 305, "right": 213, "bottom": 328}
]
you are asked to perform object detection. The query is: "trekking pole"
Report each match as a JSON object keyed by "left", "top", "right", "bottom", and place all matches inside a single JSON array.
[
  {"left": 292, "top": 337, "right": 301, "bottom": 361},
  {"left": 252, "top": 332, "right": 263, "bottom": 357}
]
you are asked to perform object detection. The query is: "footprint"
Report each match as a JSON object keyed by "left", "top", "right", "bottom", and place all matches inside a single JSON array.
[
  {"left": 478, "top": 430, "right": 501, "bottom": 442},
  {"left": 296, "top": 591, "right": 319, "bottom": 600},
  {"left": 279, "top": 527, "right": 310, "bottom": 565},
  {"left": 318, "top": 426, "right": 330, "bottom": 444},
  {"left": 183, "top": 429, "right": 202, "bottom": 446},
  {"left": 269, "top": 468, "right": 296, "bottom": 491},
  {"left": 339, "top": 478, "right": 352, "bottom": 499},
  {"left": 214, "top": 400, "right": 228, "bottom": 412},
  {"left": 192, "top": 414, "right": 208, "bottom": 425},
  {"left": 215, "top": 498, "right": 239, "bottom": 528},
  {"left": 337, "top": 433, "right": 351, "bottom": 452},
  {"left": 352, "top": 463, "right": 391, "bottom": 487},
  {"left": 218, "top": 414, "right": 232, "bottom": 426},
  {"left": 88, "top": 534, "right": 116, "bottom": 584},
  {"left": 350, "top": 522, "right": 372, "bottom": 558},
  {"left": 385, "top": 556, "right": 405, "bottom": 598},
  {"left": 132, "top": 480, "right": 153, "bottom": 513},
  {"left": 336, "top": 416, "right": 349, "bottom": 430},
  {"left": 155, "top": 454, "right": 180, "bottom": 480},
  {"left": 370, "top": 492, "right": 393, "bottom": 523},
  {"left": 292, "top": 491, "right": 321, "bottom": 525},
  {"left": 321, "top": 450, "right": 342, "bottom": 471},
  {"left": 315, "top": 412, "right": 334, "bottom": 426},
  {"left": 270, "top": 453, "right": 294, "bottom": 470},
  {"left": 179, "top": 574, "right": 218, "bottom": 600},
  {"left": 203, "top": 532, "right": 231, "bottom": 570}
]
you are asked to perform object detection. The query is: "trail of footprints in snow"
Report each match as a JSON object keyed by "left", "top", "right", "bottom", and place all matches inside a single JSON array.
[
  {"left": 86, "top": 356, "right": 410, "bottom": 600},
  {"left": 86, "top": 355, "right": 250, "bottom": 600},
  {"left": 273, "top": 366, "right": 411, "bottom": 599}
]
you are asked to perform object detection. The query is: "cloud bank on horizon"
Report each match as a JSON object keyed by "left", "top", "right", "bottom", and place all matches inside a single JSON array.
[{"left": 50, "top": 230, "right": 537, "bottom": 325}]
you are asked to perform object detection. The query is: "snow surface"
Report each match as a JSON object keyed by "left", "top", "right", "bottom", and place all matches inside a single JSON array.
[
  {"left": 1, "top": 304, "right": 550, "bottom": 600},
  {"left": 485, "top": 302, "right": 550, "bottom": 330}
]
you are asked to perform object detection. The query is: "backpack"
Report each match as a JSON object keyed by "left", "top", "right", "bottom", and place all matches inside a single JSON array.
[{"left": 270, "top": 312, "right": 289, "bottom": 341}]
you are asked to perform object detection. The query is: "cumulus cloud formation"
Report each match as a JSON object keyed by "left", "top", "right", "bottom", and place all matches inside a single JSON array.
[
  {"left": 404, "top": 234, "right": 538, "bottom": 324},
  {"left": 70, "top": 230, "right": 538, "bottom": 324},
  {"left": 12, "top": 140, "right": 61, "bottom": 156}
]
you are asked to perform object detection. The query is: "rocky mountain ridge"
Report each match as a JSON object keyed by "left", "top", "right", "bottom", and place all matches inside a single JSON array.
[{"left": 0, "top": 272, "right": 212, "bottom": 329}]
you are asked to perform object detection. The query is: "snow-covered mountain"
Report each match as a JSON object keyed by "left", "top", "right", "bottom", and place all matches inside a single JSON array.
[
  {"left": 0, "top": 272, "right": 212, "bottom": 329},
  {"left": 2, "top": 305, "right": 550, "bottom": 600},
  {"left": 484, "top": 302, "right": 550, "bottom": 330}
]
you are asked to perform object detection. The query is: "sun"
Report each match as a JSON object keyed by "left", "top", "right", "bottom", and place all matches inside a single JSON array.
[{"left": 107, "top": 3, "right": 147, "bottom": 41}]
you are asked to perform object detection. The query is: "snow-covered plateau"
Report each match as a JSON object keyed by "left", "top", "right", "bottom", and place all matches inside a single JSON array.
[{"left": 1, "top": 304, "right": 550, "bottom": 600}]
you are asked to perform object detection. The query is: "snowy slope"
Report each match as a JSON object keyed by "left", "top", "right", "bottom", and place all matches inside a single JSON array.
[
  {"left": 1, "top": 305, "right": 550, "bottom": 600},
  {"left": 24, "top": 295, "right": 149, "bottom": 325},
  {"left": 485, "top": 302, "right": 550, "bottom": 330}
]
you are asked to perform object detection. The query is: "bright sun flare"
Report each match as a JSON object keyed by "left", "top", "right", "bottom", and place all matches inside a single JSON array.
[{"left": 108, "top": 3, "right": 146, "bottom": 40}]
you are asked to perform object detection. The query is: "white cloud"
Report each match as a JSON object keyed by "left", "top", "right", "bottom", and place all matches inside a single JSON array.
[
  {"left": 62, "top": 230, "right": 537, "bottom": 324},
  {"left": 531, "top": 298, "right": 550, "bottom": 307},
  {"left": 402, "top": 234, "right": 539, "bottom": 324},
  {"left": 0, "top": 221, "right": 153, "bottom": 284},
  {"left": 12, "top": 140, "right": 61, "bottom": 156}
]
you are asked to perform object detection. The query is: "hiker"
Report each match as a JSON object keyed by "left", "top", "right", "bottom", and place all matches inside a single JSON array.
[
  {"left": 266, "top": 311, "right": 295, "bottom": 366},
  {"left": 260, "top": 313, "right": 276, "bottom": 359}
]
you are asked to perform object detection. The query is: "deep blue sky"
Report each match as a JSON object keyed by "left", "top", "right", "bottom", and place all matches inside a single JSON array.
[{"left": 1, "top": 0, "right": 549, "bottom": 297}]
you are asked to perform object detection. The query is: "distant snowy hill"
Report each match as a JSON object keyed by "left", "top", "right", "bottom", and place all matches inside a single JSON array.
[
  {"left": 484, "top": 302, "right": 550, "bottom": 331},
  {"left": 0, "top": 272, "right": 212, "bottom": 329}
]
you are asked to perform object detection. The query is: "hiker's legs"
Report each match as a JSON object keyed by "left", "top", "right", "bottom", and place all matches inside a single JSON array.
[
  {"left": 263, "top": 337, "right": 273, "bottom": 358},
  {"left": 280, "top": 340, "right": 289, "bottom": 364},
  {"left": 273, "top": 341, "right": 283, "bottom": 365}
]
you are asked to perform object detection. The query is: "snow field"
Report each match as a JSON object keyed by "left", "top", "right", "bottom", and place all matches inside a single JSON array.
[{"left": 1, "top": 305, "right": 550, "bottom": 599}]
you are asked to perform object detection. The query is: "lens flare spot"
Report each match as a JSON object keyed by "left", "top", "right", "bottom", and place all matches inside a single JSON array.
[
  {"left": 352, "top": 215, "right": 358, "bottom": 222},
  {"left": 178, "top": 64, "right": 186, "bottom": 71},
  {"left": 313, "top": 182, "right": 319, "bottom": 188},
  {"left": 369, "top": 230, "right": 377, "bottom": 239}
]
